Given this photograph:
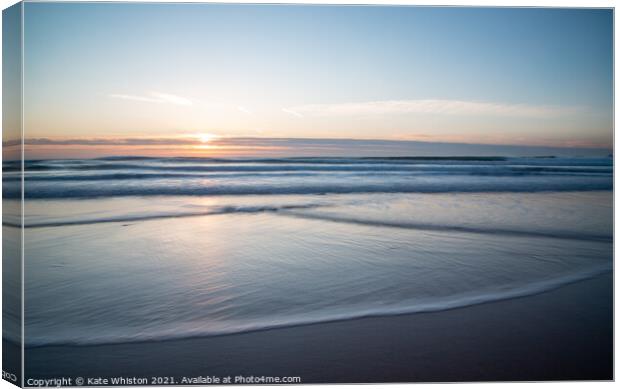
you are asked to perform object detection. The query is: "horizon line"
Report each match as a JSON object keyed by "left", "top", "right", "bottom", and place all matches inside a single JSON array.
[{"left": 2, "top": 135, "right": 613, "bottom": 150}]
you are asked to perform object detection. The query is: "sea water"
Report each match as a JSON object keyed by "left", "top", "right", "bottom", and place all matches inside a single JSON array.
[{"left": 2, "top": 156, "right": 612, "bottom": 346}]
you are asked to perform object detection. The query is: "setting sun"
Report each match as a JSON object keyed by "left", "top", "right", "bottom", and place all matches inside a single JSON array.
[{"left": 198, "top": 133, "right": 217, "bottom": 144}]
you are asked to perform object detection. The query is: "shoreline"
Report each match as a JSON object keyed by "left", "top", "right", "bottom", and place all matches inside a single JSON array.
[
  {"left": 25, "top": 273, "right": 613, "bottom": 383},
  {"left": 21, "top": 265, "right": 612, "bottom": 349}
]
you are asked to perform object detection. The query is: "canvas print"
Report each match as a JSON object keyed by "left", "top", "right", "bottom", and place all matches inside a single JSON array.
[{"left": 2, "top": 2, "right": 614, "bottom": 385}]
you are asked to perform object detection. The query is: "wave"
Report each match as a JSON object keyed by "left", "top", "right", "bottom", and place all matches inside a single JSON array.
[
  {"left": 5, "top": 172, "right": 326, "bottom": 182},
  {"left": 3, "top": 166, "right": 612, "bottom": 182},
  {"left": 279, "top": 211, "right": 613, "bottom": 242},
  {"left": 10, "top": 203, "right": 612, "bottom": 244},
  {"left": 4, "top": 156, "right": 613, "bottom": 171},
  {"left": 23, "top": 265, "right": 612, "bottom": 348},
  {"left": 5, "top": 204, "right": 326, "bottom": 228},
  {"left": 4, "top": 156, "right": 612, "bottom": 199},
  {"left": 6, "top": 178, "right": 612, "bottom": 199}
]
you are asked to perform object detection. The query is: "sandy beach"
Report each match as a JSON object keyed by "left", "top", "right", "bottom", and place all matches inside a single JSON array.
[{"left": 25, "top": 273, "right": 612, "bottom": 383}]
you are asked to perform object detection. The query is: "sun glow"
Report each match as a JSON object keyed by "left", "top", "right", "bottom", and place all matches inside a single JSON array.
[{"left": 198, "top": 133, "right": 217, "bottom": 144}]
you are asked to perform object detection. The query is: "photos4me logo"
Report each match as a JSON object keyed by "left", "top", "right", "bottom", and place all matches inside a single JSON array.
[{"left": 3, "top": 370, "right": 17, "bottom": 382}]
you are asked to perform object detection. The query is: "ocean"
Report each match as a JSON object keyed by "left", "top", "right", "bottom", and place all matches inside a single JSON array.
[{"left": 2, "top": 156, "right": 613, "bottom": 347}]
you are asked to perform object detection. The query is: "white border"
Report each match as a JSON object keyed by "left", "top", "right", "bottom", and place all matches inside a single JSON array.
[{"left": 0, "top": 2, "right": 615, "bottom": 389}]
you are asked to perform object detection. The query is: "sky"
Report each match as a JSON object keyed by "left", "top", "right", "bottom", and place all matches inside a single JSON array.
[{"left": 12, "top": 3, "right": 615, "bottom": 158}]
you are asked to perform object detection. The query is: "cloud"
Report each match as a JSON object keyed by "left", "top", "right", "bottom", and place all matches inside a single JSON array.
[
  {"left": 17, "top": 137, "right": 202, "bottom": 146},
  {"left": 109, "top": 92, "right": 192, "bottom": 106},
  {"left": 281, "top": 108, "right": 304, "bottom": 118},
  {"left": 195, "top": 137, "right": 611, "bottom": 152},
  {"left": 150, "top": 92, "right": 192, "bottom": 106},
  {"left": 237, "top": 106, "right": 252, "bottom": 114},
  {"left": 285, "top": 99, "right": 580, "bottom": 118}
]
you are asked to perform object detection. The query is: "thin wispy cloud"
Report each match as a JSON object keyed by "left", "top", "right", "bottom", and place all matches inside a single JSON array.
[
  {"left": 281, "top": 108, "right": 304, "bottom": 118},
  {"left": 237, "top": 106, "right": 252, "bottom": 114},
  {"left": 16, "top": 137, "right": 202, "bottom": 146},
  {"left": 286, "top": 100, "right": 580, "bottom": 118},
  {"left": 109, "top": 92, "right": 193, "bottom": 106}
]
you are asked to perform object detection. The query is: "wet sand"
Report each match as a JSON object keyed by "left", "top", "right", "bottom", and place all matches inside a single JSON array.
[{"left": 25, "top": 274, "right": 612, "bottom": 383}]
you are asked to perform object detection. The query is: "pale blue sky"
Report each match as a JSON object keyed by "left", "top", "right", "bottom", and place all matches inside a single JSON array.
[{"left": 20, "top": 3, "right": 613, "bottom": 157}]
